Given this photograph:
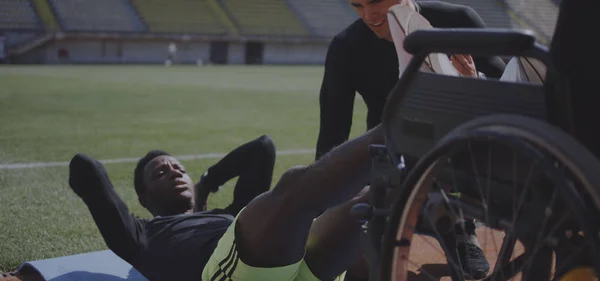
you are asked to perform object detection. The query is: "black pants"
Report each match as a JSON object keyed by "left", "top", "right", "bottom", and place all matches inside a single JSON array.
[
  {"left": 549, "top": 0, "right": 600, "bottom": 160},
  {"left": 195, "top": 135, "right": 276, "bottom": 217}
]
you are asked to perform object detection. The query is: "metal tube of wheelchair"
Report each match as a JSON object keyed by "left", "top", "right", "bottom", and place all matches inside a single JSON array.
[
  {"left": 402, "top": 28, "right": 537, "bottom": 57},
  {"left": 367, "top": 144, "right": 391, "bottom": 249},
  {"left": 367, "top": 144, "right": 393, "bottom": 281}
]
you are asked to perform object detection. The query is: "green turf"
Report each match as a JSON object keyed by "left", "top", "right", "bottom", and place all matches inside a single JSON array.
[{"left": 0, "top": 65, "right": 368, "bottom": 272}]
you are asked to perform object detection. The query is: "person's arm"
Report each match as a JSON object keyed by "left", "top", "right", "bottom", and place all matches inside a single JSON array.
[
  {"left": 68, "top": 154, "right": 146, "bottom": 266},
  {"left": 315, "top": 37, "right": 357, "bottom": 160},
  {"left": 456, "top": 7, "right": 507, "bottom": 78}
]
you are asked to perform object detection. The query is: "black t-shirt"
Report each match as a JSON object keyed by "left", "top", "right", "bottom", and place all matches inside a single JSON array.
[
  {"left": 135, "top": 212, "right": 233, "bottom": 281},
  {"left": 315, "top": 1, "right": 507, "bottom": 160},
  {"left": 78, "top": 179, "right": 233, "bottom": 281}
]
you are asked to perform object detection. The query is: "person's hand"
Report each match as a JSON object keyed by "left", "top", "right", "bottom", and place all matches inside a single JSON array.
[
  {"left": 69, "top": 153, "right": 111, "bottom": 198},
  {"left": 450, "top": 54, "right": 477, "bottom": 77}
]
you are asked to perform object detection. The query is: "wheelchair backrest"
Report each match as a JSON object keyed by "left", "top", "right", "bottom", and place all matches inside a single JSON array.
[{"left": 390, "top": 72, "right": 547, "bottom": 159}]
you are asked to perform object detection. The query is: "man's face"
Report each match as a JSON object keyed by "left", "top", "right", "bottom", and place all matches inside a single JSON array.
[
  {"left": 141, "top": 155, "right": 195, "bottom": 215},
  {"left": 350, "top": 0, "right": 403, "bottom": 41}
]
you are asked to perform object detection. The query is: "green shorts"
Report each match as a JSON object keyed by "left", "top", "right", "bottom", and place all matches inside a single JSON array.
[{"left": 202, "top": 210, "right": 346, "bottom": 281}]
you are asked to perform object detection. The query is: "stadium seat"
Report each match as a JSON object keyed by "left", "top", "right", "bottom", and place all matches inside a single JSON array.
[
  {"left": 285, "top": 0, "right": 358, "bottom": 37},
  {"left": 219, "top": 0, "right": 309, "bottom": 36},
  {"left": 502, "top": 0, "right": 559, "bottom": 41},
  {"left": 49, "top": 0, "right": 145, "bottom": 32},
  {"left": 416, "top": 0, "right": 557, "bottom": 43},
  {"left": 425, "top": 0, "right": 518, "bottom": 29},
  {"left": 129, "top": 0, "right": 230, "bottom": 35},
  {"left": 0, "top": 0, "right": 42, "bottom": 30}
]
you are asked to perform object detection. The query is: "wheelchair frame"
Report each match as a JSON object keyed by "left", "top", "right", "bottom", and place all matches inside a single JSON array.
[{"left": 354, "top": 14, "right": 600, "bottom": 280}]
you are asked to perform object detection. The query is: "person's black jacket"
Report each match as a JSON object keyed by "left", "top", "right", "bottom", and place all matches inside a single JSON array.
[{"left": 315, "top": 1, "right": 507, "bottom": 160}]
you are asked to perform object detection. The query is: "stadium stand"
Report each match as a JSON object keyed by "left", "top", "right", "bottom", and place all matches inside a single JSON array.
[
  {"left": 502, "top": 0, "right": 559, "bottom": 41},
  {"left": 218, "top": 0, "right": 309, "bottom": 36},
  {"left": 430, "top": 0, "right": 519, "bottom": 29},
  {"left": 0, "top": 0, "right": 42, "bottom": 30},
  {"left": 285, "top": 0, "right": 358, "bottom": 37},
  {"left": 48, "top": 0, "right": 145, "bottom": 32},
  {"left": 130, "top": 0, "right": 231, "bottom": 35},
  {"left": 30, "top": 0, "right": 59, "bottom": 31}
]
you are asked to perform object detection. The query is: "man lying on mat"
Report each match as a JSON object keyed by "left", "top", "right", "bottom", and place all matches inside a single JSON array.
[
  {"left": 69, "top": 124, "right": 390, "bottom": 281},
  {"left": 68, "top": 135, "right": 275, "bottom": 280}
]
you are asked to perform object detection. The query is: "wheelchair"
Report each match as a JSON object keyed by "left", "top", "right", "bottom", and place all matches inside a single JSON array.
[{"left": 354, "top": 11, "right": 600, "bottom": 281}]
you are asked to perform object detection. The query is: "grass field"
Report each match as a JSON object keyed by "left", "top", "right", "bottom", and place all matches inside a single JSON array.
[{"left": 0, "top": 65, "right": 368, "bottom": 272}]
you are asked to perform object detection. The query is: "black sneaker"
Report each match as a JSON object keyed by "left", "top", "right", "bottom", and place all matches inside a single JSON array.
[{"left": 455, "top": 220, "right": 490, "bottom": 280}]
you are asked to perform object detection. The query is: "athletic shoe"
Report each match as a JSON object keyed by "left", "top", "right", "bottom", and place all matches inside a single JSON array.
[
  {"left": 416, "top": 198, "right": 490, "bottom": 279},
  {"left": 454, "top": 220, "right": 490, "bottom": 279}
]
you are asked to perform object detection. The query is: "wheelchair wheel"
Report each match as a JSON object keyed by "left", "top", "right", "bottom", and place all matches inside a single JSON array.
[{"left": 381, "top": 114, "right": 600, "bottom": 281}]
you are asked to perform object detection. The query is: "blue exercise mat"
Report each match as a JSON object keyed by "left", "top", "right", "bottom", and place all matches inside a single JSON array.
[{"left": 18, "top": 250, "right": 148, "bottom": 281}]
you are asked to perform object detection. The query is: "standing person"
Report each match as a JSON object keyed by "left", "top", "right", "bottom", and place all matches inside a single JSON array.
[
  {"left": 166, "top": 42, "right": 177, "bottom": 66},
  {"left": 315, "top": 0, "right": 506, "bottom": 160}
]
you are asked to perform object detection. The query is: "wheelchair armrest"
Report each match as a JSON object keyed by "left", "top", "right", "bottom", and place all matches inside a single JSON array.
[{"left": 403, "top": 28, "right": 537, "bottom": 57}]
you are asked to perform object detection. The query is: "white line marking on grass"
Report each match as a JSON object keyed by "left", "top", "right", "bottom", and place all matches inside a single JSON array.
[{"left": 0, "top": 149, "right": 315, "bottom": 170}]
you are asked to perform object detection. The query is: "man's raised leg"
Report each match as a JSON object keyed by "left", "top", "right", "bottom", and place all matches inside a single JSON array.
[
  {"left": 301, "top": 187, "right": 371, "bottom": 280},
  {"left": 234, "top": 126, "right": 383, "bottom": 268}
]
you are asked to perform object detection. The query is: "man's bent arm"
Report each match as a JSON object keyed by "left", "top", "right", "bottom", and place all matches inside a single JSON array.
[
  {"left": 69, "top": 155, "right": 146, "bottom": 266},
  {"left": 81, "top": 187, "right": 147, "bottom": 265},
  {"left": 315, "top": 37, "right": 357, "bottom": 160}
]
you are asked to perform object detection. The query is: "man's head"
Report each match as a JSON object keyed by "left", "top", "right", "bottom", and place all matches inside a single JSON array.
[
  {"left": 350, "top": 0, "right": 409, "bottom": 41},
  {"left": 134, "top": 150, "right": 195, "bottom": 216}
]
